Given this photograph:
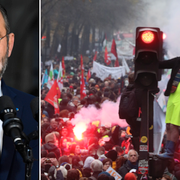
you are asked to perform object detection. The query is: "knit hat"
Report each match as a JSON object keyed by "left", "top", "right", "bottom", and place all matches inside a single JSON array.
[
  {"left": 67, "top": 169, "right": 79, "bottom": 180},
  {"left": 90, "top": 159, "right": 103, "bottom": 172},
  {"left": 124, "top": 172, "right": 137, "bottom": 180},
  {"left": 45, "top": 132, "right": 59, "bottom": 144},
  {"left": 97, "top": 174, "right": 109, "bottom": 180},
  {"left": 98, "top": 171, "right": 110, "bottom": 177},
  {"left": 83, "top": 156, "right": 95, "bottom": 169},
  {"left": 105, "top": 150, "right": 118, "bottom": 161}
]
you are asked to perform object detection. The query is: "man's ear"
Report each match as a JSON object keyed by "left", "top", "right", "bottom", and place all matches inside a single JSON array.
[{"left": 8, "top": 33, "right": 14, "bottom": 57}]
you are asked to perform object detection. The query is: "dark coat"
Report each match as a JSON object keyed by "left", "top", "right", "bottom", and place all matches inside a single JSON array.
[
  {"left": 56, "top": 170, "right": 64, "bottom": 180},
  {"left": 0, "top": 79, "right": 38, "bottom": 180},
  {"left": 117, "top": 160, "right": 138, "bottom": 180},
  {"left": 159, "top": 57, "right": 180, "bottom": 96},
  {"left": 42, "top": 143, "right": 61, "bottom": 159}
]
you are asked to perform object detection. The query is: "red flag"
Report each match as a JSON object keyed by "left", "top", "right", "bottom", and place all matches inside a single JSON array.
[
  {"left": 104, "top": 47, "right": 111, "bottom": 65},
  {"left": 133, "top": 47, "right": 135, "bottom": 55},
  {"left": 93, "top": 51, "right": 97, "bottom": 61},
  {"left": 86, "top": 69, "right": 91, "bottom": 82},
  {"left": 111, "top": 39, "right": 119, "bottom": 67},
  {"left": 44, "top": 80, "right": 61, "bottom": 114},
  {"left": 80, "top": 55, "right": 86, "bottom": 99},
  {"left": 114, "top": 59, "right": 119, "bottom": 67},
  {"left": 62, "top": 56, "right": 65, "bottom": 77}
]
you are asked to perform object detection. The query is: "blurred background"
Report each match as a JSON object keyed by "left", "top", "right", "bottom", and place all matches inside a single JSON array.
[{"left": 1, "top": 0, "right": 39, "bottom": 97}]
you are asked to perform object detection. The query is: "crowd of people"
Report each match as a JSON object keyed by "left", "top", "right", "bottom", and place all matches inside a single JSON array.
[{"left": 41, "top": 54, "right": 180, "bottom": 180}]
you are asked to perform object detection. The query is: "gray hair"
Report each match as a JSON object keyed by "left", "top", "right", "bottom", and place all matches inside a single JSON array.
[{"left": 127, "top": 149, "right": 138, "bottom": 158}]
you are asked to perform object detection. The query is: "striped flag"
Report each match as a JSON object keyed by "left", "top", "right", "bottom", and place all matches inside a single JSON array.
[
  {"left": 47, "top": 62, "right": 54, "bottom": 89},
  {"left": 57, "top": 62, "right": 63, "bottom": 90}
]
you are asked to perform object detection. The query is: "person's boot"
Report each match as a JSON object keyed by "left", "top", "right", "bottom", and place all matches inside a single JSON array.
[
  {"left": 163, "top": 140, "right": 170, "bottom": 153},
  {"left": 157, "top": 141, "right": 175, "bottom": 159}
]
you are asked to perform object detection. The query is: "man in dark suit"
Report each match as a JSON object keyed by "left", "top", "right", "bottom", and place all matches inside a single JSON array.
[{"left": 0, "top": 4, "right": 38, "bottom": 180}]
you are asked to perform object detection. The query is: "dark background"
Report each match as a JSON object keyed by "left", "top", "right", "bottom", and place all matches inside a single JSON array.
[{"left": 1, "top": 0, "right": 39, "bottom": 97}]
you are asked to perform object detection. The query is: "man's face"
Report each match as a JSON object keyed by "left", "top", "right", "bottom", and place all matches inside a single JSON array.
[
  {"left": 50, "top": 119, "right": 58, "bottom": 129},
  {"left": 0, "top": 12, "right": 14, "bottom": 79},
  {"left": 128, "top": 150, "right": 138, "bottom": 163}
]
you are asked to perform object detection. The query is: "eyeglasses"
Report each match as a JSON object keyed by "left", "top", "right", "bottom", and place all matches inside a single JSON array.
[{"left": 0, "top": 34, "right": 9, "bottom": 41}]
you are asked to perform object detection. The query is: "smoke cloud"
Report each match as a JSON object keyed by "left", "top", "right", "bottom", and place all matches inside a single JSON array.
[
  {"left": 71, "top": 98, "right": 128, "bottom": 128},
  {"left": 138, "top": 0, "right": 180, "bottom": 56}
]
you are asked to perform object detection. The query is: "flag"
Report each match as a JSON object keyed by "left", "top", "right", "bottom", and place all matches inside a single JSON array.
[
  {"left": 133, "top": 47, "right": 135, "bottom": 55},
  {"left": 86, "top": 69, "right": 91, "bottom": 82},
  {"left": 62, "top": 56, "right": 65, "bottom": 77},
  {"left": 102, "top": 33, "right": 107, "bottom": 48},
  {"left": 111, "top": 39, "right": 119, "bottom": 67},
  {"left": 80, "top": 55, "right": 86, "bottom": 99},
  {"left": 47, "top": 62, "right": 54, "bottom": 89},
  {"left": 103, "top": 34, "right": 111, "bottom": 65},
  {"left": 41, "top": 69, "right": 48, "bottom": 88},
  {"left": 104, "top": 46, "right": 111, "bottom": 65},
  {"left": 57, "top": 62, "right": 63, "bottom": 90},
  {"left": 44, "top": 80, "right": 61, "bottom": 114},
  {"left": 93, "top": 51, "right": 97, "bottom": 61}
]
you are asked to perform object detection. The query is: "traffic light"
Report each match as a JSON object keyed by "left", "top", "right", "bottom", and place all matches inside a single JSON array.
[{"left": 134, "top": 27, "right": 163, "bottom": 89}]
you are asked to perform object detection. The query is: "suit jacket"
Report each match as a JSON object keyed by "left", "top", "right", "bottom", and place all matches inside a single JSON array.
[
  {"left": 159, "top": 57, "right": 180, "bottom": 96},
  {"left": 0, "top": 79, "right": 39, "bottom": 180}
]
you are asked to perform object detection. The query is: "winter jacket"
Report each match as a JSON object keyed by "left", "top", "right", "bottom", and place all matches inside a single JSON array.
[
  {"left": 42, "top": 143, "right": 62, "bottom": 159},
  {"left": 117, "top": 160, "right": 138, "bottom": 180}
]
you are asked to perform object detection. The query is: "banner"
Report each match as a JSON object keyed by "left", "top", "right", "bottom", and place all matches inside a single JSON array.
[
  {"left": 106, "top": 167, "right": 122, "bottom": 180},
  {"left": 122, "top": 56, "right": 130, "bottom": 73},
  {"left": 91, "top": 61, "right": 125, "bottom": 80}
]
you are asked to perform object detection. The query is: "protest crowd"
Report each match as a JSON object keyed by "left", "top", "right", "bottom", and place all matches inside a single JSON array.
[{"left": 41, "top": 52, "right": 180, "bottom": 180}]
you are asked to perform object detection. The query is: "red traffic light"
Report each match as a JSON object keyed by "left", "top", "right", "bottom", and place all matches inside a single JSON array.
[{"left": 141, "top": 31, "right": 154, "bottom": 44}]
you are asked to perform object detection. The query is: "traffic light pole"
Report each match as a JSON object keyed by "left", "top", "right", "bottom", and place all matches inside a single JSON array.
[
  {"left": 137, "top": 88, "right": 154, "bottom": 179},
  {"left": 134, "top": 26, "right": 164, "bottom": 179}
]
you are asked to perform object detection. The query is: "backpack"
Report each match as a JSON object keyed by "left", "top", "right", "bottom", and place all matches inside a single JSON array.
[{"left": 119, "top": 87, "right": 139, "bottom": 119}]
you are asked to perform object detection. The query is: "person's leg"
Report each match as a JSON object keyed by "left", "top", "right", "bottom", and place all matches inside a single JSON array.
[
  {"left": 166, "top": 123, "right": 171, "bottom": 141},
  {"left": 157, "top": 123, "right": 178, "bottom": 159},
  {"left": 169, "top": 124, "right": 179, "bottom": 143}
]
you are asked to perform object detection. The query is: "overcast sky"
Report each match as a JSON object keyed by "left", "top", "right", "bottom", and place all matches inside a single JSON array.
[{"left": 141, "top": 0, "right": 180, "bottom": 57}]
